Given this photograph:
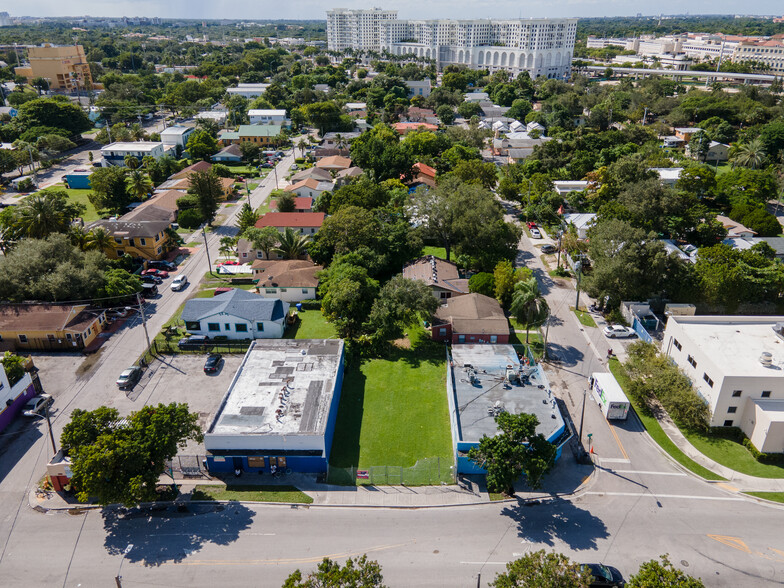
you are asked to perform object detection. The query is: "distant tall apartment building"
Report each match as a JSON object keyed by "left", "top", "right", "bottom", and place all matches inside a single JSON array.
[
  {"left": 327, "top": 8, "right": 577, "bottom": 79},
  {"left": 0, "top": 12, "right": 11, "bottom": 27},
  {"left": 14, "top": 44, "right": 93, "bottom": 91}
]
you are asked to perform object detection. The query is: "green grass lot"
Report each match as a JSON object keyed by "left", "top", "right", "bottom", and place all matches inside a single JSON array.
[
  {"left": 191, "top": 484, "right": 313, "bottom": 503},
  {"left": 46, "top": 184, "right": 103, "bottom": 222},
  {"left": 681, "top": 429, "right": 784, "bottom": 479},
  {"left": 745, "top": 492, "right": 784, "bottom": 503},
  {"left": 422, "top": 246, "right": 447, "bottom": 259},
  {"left": 329, "top": 324, "right": 452, "bottom": 472},
  {"left": 225, "top": 165, "right": 261, "bottom": 176},
  {"left": 284, "top": 307, "right": 337, "bottom": 339},
  {"left": 572, "top": 308, "right": 597, "bottom": 328},
  {"left": 608, "top": 359, "right": 725, "bottom": 481}
]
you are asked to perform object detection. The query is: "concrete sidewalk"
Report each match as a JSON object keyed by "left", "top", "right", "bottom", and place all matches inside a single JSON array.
[{"left": 29, "top": 453, "right": 595, "bottom": 511}]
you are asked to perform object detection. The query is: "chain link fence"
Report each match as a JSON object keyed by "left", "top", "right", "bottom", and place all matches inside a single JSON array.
[{"left": 327, "top": 457, "right": 454, "bottom": 486}]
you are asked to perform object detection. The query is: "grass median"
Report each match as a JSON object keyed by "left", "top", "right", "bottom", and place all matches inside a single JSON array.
[
  {"left": 608, "top": 358, "right": 725, "bottom": 481},
  {"left": 191, "top": 484, "right": 313, "bottom": 503}
]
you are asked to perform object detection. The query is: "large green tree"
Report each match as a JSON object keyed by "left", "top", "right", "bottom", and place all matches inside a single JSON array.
[
  {"left": 319, "top": 262, "right": 380, "bottom": 339},
  {"left": 350, "top": 124, "right": 414, "bottom": 183},
  {"left": 490, "top": 550, "right": 592, "bottom": 588},
  {"left": 283, "top": 555, "right": 386, "bottom": 588},
  {"left": 186, "top": 129, "right": 219, "bottom": 161},
  {"left": 242, "top": 226, "right": 280, "bottom": 260},
  {"left": 61, "top": 403, "right": 203, "bottom": 506},
  {"left": 89, "top": 166, "right": 131, "bottom": 214},
  {"left": 125, "top": 169, "right": 153, "bottom": 201},
  {"left": 16, "top": 97, "right": 92, "bottom": 135},
  {"left": 367, "top": 275, "right": 439, "bottom": 341},
  {"left": 188, "top": 169, "right": 223, "bottom": 225},
  {"left": 7, "top": 189, "right": 84, "bottom": 239},
  {"left": 468, "top": 412, "right": 557, "bottom": 494}
]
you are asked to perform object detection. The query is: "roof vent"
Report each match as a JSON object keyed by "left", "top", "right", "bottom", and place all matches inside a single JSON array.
[
  {"left": 773, "top": 323, "right": 784, "bottom": 341},
  {"left": 760, "top": 352, "right": 773, "bottom": 367}
]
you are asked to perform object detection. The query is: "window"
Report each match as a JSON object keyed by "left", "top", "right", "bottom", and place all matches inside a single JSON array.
[
  {"left": 762, "top": 391, "right": 772, "bottom": 398},
  {"left": 207, "top": 323, "right": 221, "bottom": 332},
  {"left": 256, "top": 323, "right": 265, "bottom": 331},
  {"left": 458, "top": 335, "right": 465, "bottom": 343},
  {"left": 129, "top": 238, "right": 135, "bottom": 246},
  {"left": 186, "top": 321, "right": 201, "bottom": 331},
  {"left": 235, "top": 324, "right": 248, "bottom": 333},
  {"left": 727, "top": 406, "right": 737, "bottom": 414},
  {"left": 18, "top": 334, "right": 28, "bottom": 343},
  {"left": 703, "top": 373, "right": 714, "bottom": 388},
  {"left": 114, "top": 238, "right": 122, "bottom": 245},
  {"left": 439, "top": 328, "right": 447, "bottom": 336},
  {"left": 724, "top": 420, "right": 734, "bottom": 427},
  {"left": 280, "top": 288, "right": 287, "bottom": 292},
  {"left": 673, "top": 338, "right": 682, "bottom": 351},
  {"left": 156, "top": 247, "right": 162, "bottom": 254},
  {"left": 255, "top": 251, "right": 261, "bottom": 258},
  {"left": 117, "top": 249, "right": 124, "bottom": 255},
  {"left": 265, "top": 288, "right": 276, "bottom": 294},
  {"left": 225, "top": 324, "right": 231, "bottom": 331},
  {"left": 490, "top": 335, "right": 498, "bottom": 343},
  {"left": 732, "top": 390, "right": 742, "bottom": 398},
  {"left": 302, "top": 288, "right": 309, "bottom": 294},
  {"left": 687, "top": 355, "right": 697, "bottom": 368},
  {"left": 140, "top": 238, "right": 146, "bottom": 246}
]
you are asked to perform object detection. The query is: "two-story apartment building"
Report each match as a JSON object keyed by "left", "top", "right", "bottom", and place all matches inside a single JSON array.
[
  {"left": 218, "top": 125, "right": 282, "bottom": 147},
  {"left": 160, "top": 125, "right": 195, "bottom": 151},
  {"left": 0, "top": 304, "right": 106, "bottom": 351},
  {"left": 100, "top": 142, "right": 165, "bottom": 166},
  {"left": 663, "top": 315, "right": 784, "bottom": 453},
  {"left": 88, "top": 220, "right": 171, "bottom": 260},
  {"left": 248, "top": 109, "right": 289, "bottom": 127}
]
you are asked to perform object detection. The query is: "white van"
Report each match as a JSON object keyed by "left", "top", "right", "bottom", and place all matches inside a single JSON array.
[{"left": 590, "top": 372, "right": 630, "bottom": 420}]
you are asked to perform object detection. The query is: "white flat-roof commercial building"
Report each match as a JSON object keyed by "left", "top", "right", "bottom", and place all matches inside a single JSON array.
[
  {"left": 100, "top": 142, "right": 165, "bottom": 166},
  {"left": 328, "top": 9, "right": 577, "bottom": 79},
  {"left": 248, "top": 109, "right": 289, "bottom": 126},
  {"left": 204, "top": 339, "right": 345, "bottom": 474},
  {"left": 663, "top": 315, "right": 784, "bottom": 453},
  {"left": 160, "top": 125, "right": 194, "bottom": 149},
  {"left": 226, "top": 83, "right": 270, "bottom": 99}
]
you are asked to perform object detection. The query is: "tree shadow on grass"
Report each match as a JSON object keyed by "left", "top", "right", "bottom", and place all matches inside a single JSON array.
[
  {"left": 328, "top": 366, "right": 366, "bottom": 468},
  {"left": 102, "top": 502, "right": 254, "bottom": 566},
  {"left": 500, "top": 497, "right": 610, "bottom": 551}
]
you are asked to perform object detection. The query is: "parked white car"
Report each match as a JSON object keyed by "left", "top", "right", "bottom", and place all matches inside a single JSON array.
[
  {"left": 170, "top": 275, "right": 188, "bottom": 291},
  {"left": 603, "top": 325, "right": 636, "bottom": 339},
  {"left": 530, "top": 228, "right": 542, "bottom": 239}
]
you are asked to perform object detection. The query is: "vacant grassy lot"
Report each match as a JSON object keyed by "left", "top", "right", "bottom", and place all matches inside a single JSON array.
[
  {"left": 608, "top": 359, "right": 724, "bottom": 481},
  {"left": 421, "top": 246, "right": 447, "bottom": 259},
  {"left": 47, "top": 184, "right": 103, "bottom": 222},
  {"left": 191, "top": 484, "right": 312, "bottom": 503},
  {"left": 284, "top": 308, "right": 337, "bottom": 340},
  {"left": 329, "top": 326, "right": 452, "bottom": 471},
  {"left": 681, "top": 429, "right": 784, "bottom": 479}
]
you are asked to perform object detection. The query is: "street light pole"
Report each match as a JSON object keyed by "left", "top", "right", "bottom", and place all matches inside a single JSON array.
[
  {"left": 578, "top": 388, "right": 587, "bottom": 444},
  {"left": 203, "top": 226, "right": 213, "bottom": 275}
]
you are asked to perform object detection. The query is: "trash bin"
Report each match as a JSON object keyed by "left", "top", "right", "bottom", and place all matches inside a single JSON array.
[{"left": 296, "top": 303, "right": 303, "bottom": 312}]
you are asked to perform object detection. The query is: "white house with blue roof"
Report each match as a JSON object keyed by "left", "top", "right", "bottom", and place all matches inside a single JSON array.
[{"left": 181, "top": 289, "right": 289, "bottom": 340}]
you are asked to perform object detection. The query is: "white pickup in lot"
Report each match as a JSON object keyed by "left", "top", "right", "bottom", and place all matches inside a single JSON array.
[{"left": 603, "top": 325, "right": 636, "bottom": 339}]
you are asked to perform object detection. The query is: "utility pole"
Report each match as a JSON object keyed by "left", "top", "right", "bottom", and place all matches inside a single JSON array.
[
  {"left": 136, "top": 293, "right": 152, "bottom": 357},
  {"left": 556, "top": 230, "right": 563, "bottom": 269},
  {"left": 578, "top": 388, "right": 587, "bottom": 444},
  {"left": 574, "top": 261, "right": 583, "bottom": 310},
  {"left": 203, "top": 226, "right": 213, "bottom": 275},
  {"left": 642, "top": 106, "right": 648, "bottom": 125}
]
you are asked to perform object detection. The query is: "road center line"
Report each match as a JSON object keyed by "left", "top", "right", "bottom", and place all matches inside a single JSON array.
[
  {"left": 605, "top": 470, "right": 687, "bottom": 476},
  {"left": 585, "top": 491, "right": 745, "bottom": 501}
]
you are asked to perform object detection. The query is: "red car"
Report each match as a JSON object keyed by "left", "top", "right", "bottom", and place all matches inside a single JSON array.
[
  {"left": 142, "top": 268, "right": 169, "bottom": 279},
  {"left": 527, "top": 221, "right": 537, "bottom": 230}
]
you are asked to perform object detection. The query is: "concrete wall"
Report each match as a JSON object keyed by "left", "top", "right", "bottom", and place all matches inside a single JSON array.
[{"left": 0, "top": 372, "right": 35, "bottom": 433}]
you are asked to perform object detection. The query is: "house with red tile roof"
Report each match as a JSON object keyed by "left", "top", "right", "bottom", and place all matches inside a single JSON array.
[
  {"left": 405, "top": 162, "right": 437, "bottom": 188},
  {"left": 255, "top": 212, "right": 326, "bottom": 235}
]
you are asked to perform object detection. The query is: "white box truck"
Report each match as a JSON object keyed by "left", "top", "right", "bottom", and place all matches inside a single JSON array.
[{"left": 590, "top": 372, "right": 630, "bottom": 420}]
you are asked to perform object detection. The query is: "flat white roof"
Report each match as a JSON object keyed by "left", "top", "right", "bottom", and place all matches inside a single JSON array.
[
  {"left": 101, "top": 142, "right": 163, "bottom": 152},
  {"left": 653, "top": 167, "right": 683, "bottom": 181},
  {"left": 752, "top": 399, "right": 784, "bottom": 422},
  {"left": 669, "top": 316, "right": 784, "bottom": 377},
  {"left": 160, "top": 125, "right": 192, "bottom": 136},
  {"left": 248, "top": 109, "right": 286, "bottom": 116},
  {"left": 208, "top": 339, "right": 344, "bottom": 437}
]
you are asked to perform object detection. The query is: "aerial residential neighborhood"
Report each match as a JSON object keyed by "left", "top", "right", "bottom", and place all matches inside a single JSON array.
[{"left": 1, "top": 4, "right": 784, "bottom": 587}]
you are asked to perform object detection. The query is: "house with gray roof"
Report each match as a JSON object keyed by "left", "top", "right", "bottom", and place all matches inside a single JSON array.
[{"left": 181, "top": 289, "right": 289, "bottom": 340}]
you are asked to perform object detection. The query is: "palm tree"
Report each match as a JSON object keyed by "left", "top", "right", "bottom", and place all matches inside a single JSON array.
[
  {"left": 86, "top": 227, "right": 114, "bottom": 253},
  {"left": 13, "top": 192, "right": 71, "bottom": 238},
  {"left": 297, "top": 138, "right": 309, "bottom": 158},
  {"left": 125, "top": 169, "right": 153, "bottom": 201},
  {"left": 68, "top": 225, "right": 90, "bottom": 251},
  {"left": 124, "top": 154, "right": 141, "bottom": 170},
  {"left": 130, "top": 123, "right": 145, "bottom": 141},
  {"left": 509, "top": 278, "right": 550, "bottom": 344},
  {"left": 219, "top": 236, "right": 238, "bottom": 260},
  {"left": 730, "top": 138, "right": 767, "bottom": 170},
  {"left": 272, "top": 227, "right": 310, "bottom": 259}
]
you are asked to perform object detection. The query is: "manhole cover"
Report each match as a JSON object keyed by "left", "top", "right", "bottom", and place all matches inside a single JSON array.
[{"left": 681, "top": 560, "right": 689, "bottom": 567}]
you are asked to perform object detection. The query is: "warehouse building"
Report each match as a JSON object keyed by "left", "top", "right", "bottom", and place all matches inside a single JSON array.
[{"left": 204, "top": 339, "right": 345, "bottom": 474}]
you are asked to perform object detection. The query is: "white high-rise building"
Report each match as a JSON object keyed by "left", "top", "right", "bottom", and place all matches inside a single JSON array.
[
  {"left": 327, "top": 8, "right": 577, "bottom": 79},
  {"left": 327, "top": 8, "right": 398, "bottom": 53}
]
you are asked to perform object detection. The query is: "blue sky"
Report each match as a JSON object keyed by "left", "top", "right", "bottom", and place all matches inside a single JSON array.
[{"left": 12, "top": 1, "right": 784, "bottom": 20}]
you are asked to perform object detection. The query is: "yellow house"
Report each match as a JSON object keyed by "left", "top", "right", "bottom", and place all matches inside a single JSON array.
[
  {"left": 0, "top": 304, "right": 105, "bottom": 351},
  {"left": 14, "top": 44, "right": 93, "bottom": 91},
  {"left": 89, "top": 219, "right": 172, "bottom": 260},
  {"left": 218, "top": 125, "right": 282, "bottom": 147}
]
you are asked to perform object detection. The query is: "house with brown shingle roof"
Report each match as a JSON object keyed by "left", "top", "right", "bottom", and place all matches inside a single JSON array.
[
  {"left": 88, "top": 219, "right": 172, "bottom": 260},
  {"left": 120, "top": 189, "right": 182, "bottom": 223},
  {"left": 0, "top": 304, "right": 106, "bottom": 351},
  {"left": 255, "top": 212, "right": 326, "bottom": 235},
  {"left": 172, "top": 160, "right": 213, "bottom": 179},
  {"left": 315, "top": 155, "right": 352, "bottom": 171},
  {"left": 251, "top": 259, "right": 323, "bottom": 302},
  {"left": 402, "top": 255, "right": 469, "bottom": 302},
  {"left": 291, "top": 167, "right": 333, "bottom": 183},
  {"left": 283, "top": 178, "right": 334, "bottom": 199},
  {"left": 430, "top": 293, "right": 510, "bottom": 344}
]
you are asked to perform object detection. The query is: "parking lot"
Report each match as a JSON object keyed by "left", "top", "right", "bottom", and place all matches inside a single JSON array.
[{"left": 130, "top": 353, "right": 244, "bottom": 454}]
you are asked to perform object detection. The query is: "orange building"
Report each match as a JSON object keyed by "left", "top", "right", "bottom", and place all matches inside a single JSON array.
[{"left": 15, "top": 45, "right": 93, "bottom": 91}]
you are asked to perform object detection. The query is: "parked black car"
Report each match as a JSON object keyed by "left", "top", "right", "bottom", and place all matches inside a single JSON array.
[
  {"left": 178, "top": 335, "right": 210, "bottom": 350},
  {"left": 203, "top": 353, "right": 223, "bottom": 374},
  {"left": 149, "top": 260, "right": 176, "bottom": 271},
  {"left": 581, "top": 564, "right": 625, "bottom": 587},
  {"left": 541, "top": 244, "right": 558, "bottom": 254}
]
